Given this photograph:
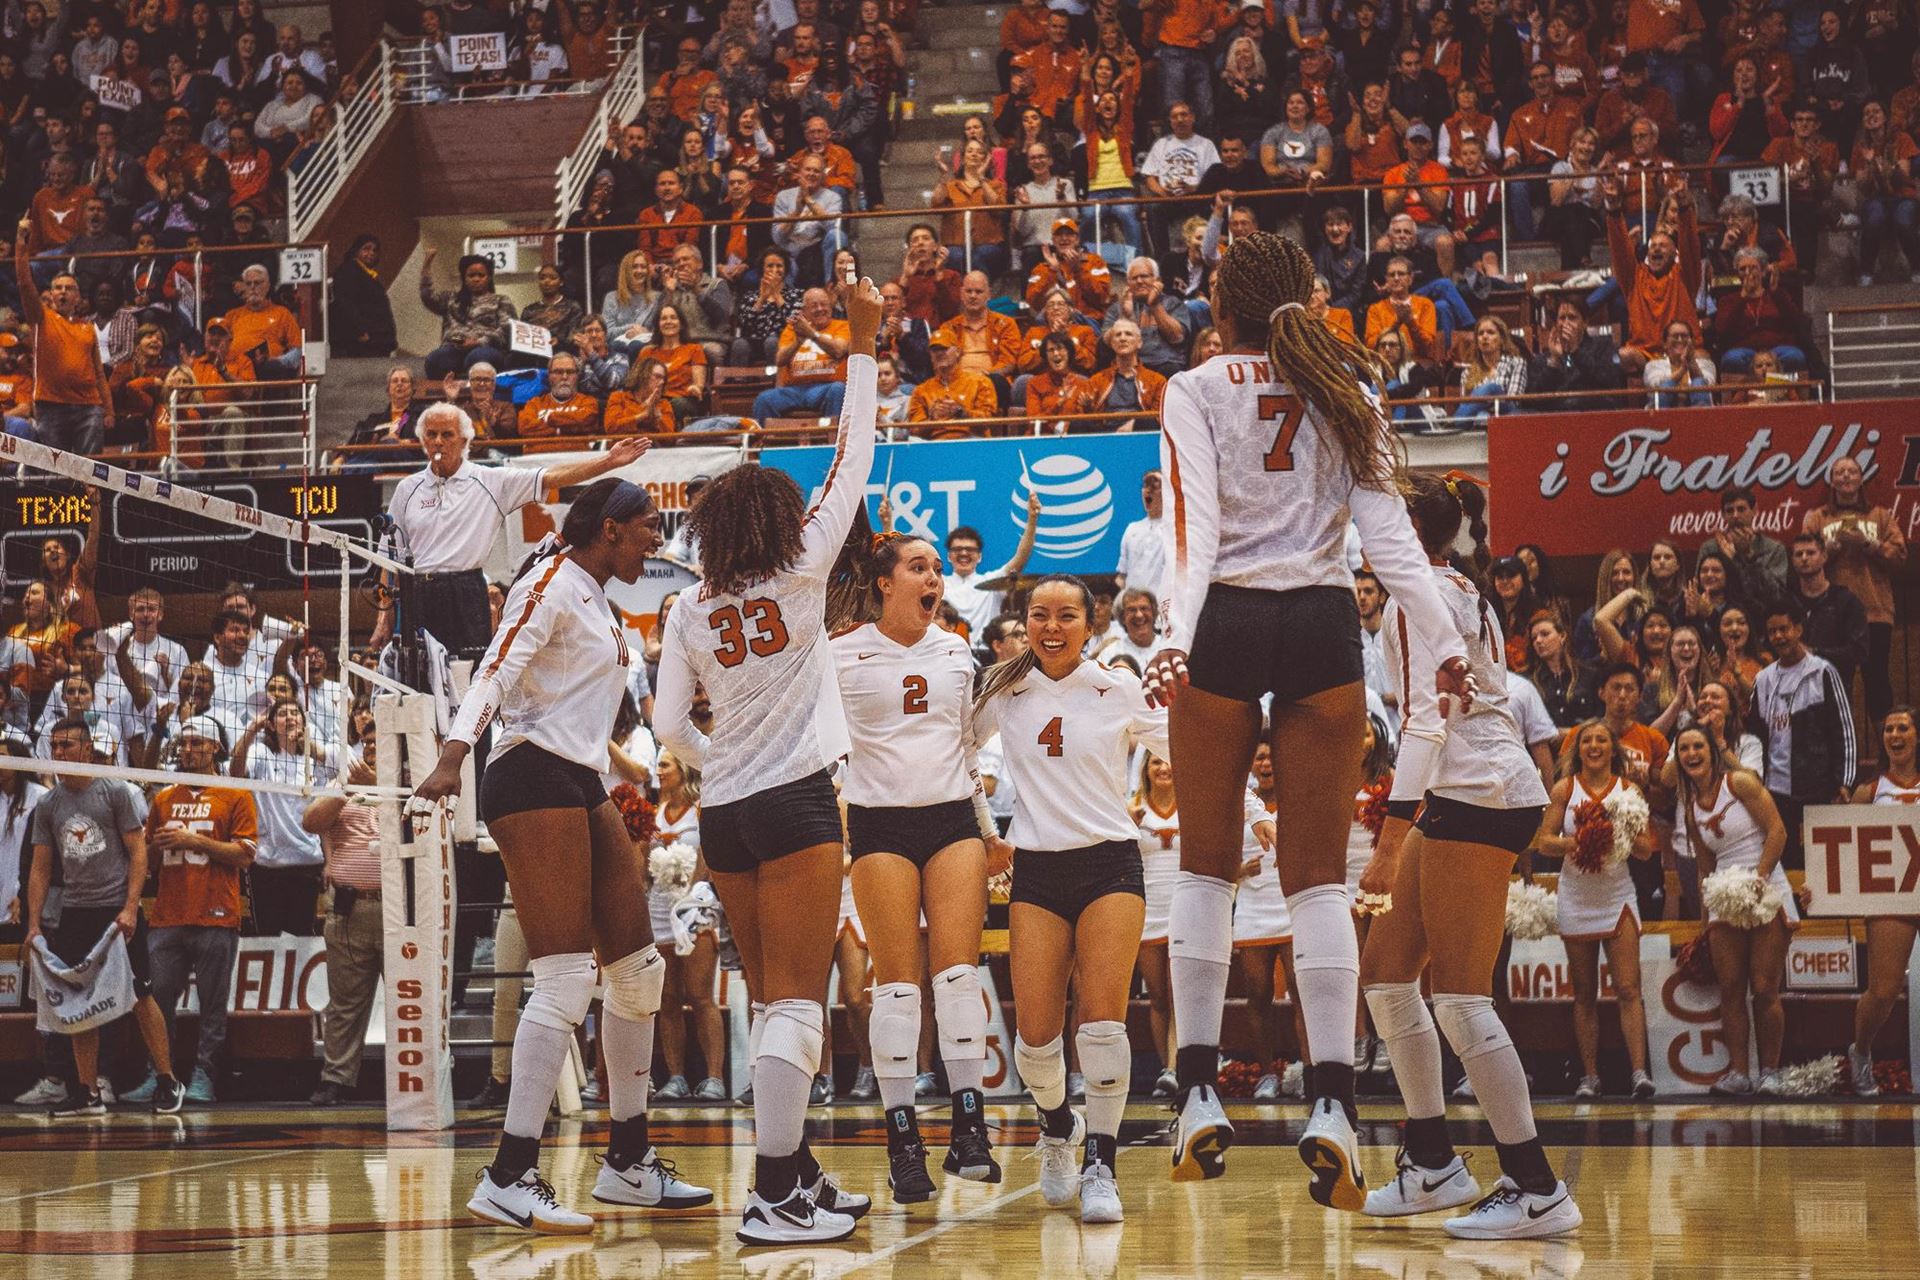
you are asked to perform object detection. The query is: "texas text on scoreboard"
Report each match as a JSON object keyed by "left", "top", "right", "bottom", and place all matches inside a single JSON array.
[{"left": 0, "top": 476, "right": 385, "bottom": 595}]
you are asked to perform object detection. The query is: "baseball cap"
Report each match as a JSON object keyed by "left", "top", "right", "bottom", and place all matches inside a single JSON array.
[
  {"left": 1405, "top": 123, "right": 1433, "bottom": 143},
  {"left": 1298, "top": 33, "right": 1328, "bottom": 50},
  {"left": 927, "top": 333, "right": 953, "bottom": 349},
  {"left": 1051, "top": 216, "right": 1079, "bottom": 234},
  {"left": 205, "top": 316, "right": 230, "bottom": 334},
  {"left": 165, "top": 106, "right": 191, "bottom": 123},
  {"left": 177, "top": 716, "right": 225, "bottom": 744}
]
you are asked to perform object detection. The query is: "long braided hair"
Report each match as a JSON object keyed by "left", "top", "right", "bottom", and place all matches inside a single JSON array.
[
  {"left": 1214, "top": 231, "right": 1397, "bottom": 490},
  {"left": 687, "top": 465, "right": 807, "bottom": 598}
]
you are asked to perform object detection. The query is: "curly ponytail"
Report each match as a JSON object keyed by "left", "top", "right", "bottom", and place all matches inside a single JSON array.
[{"left": 1215, "top": 231, "right": 1397, "bottom": 490}]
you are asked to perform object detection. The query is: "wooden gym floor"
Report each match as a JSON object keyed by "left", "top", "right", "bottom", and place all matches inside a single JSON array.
[{"left": 3, "top": 1101, "right": 1917, "bottom": 1279}]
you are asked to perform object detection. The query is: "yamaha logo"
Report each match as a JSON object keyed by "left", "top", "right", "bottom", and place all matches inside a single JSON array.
[{"left": 1013, "top": 452, "right": 1115, "bottom": 557}]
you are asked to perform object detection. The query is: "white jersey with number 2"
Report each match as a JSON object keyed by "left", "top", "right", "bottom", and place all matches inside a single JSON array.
[
  {"left": 1157, "top": 353, "right": 1464, "bottom": 671},
  {"left": 654, "top": 354, "right": 878, "bottom": 807}
]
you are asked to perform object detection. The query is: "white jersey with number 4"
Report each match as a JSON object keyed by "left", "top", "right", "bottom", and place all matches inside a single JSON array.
[
  {"left": 973, "top": 660, "right": 1169, "bottom": 850},
  {"left": 655, "top": 355, "right": 877, "bottom": 807},
  {"left": 1157, "top": 353, "right": 1464, "bottom": 670},
  {"left": 832, "top": 621, "right": 984, "bottom": 811}
]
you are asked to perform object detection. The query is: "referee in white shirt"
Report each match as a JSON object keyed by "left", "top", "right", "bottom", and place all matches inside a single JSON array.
[{"left": 370, "top": 403, "right": 649, "bottom": 655}]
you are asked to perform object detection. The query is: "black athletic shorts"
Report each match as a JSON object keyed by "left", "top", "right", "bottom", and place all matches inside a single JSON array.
[
  {"left": 1415, "top": 794, "right": 1544, "bottom": 856},
  {"left": 1010, "top": 839, "right": 1144, "bottom": 925},
  {"left": 702, "top": 769, "right": 844, "bottom": 873},
  {"left": 1185, "top": 583, "right": 1363, "bottom": 706},
  {"left": 480, "top": 741, "right": 608, "bottom": 822},
  {"left": 50, "top": 905, "right": 153, "bottom": 1000},
  {"left": 848, "top": 799, "right": 982, "bottom": 867},
  {"left": 1385, "top": 798, "right": 1421, "bottom": 822}
]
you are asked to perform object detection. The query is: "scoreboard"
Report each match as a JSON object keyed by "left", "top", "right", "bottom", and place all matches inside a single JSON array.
[{"left": 2, "top": 476, "right": 385, "bottom": 597}]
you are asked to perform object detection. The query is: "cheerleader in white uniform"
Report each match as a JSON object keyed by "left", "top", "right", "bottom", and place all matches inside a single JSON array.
[
  {"left": 819, "top": 855, "right": 873, "bottom": 1105},
  {"left": 1146, "top": 232, "right": 1472, "bottom": 1191},
  {"left": 413, "top": 477, "right": 712, "bottom": 1233},
  {"left": 1348, "top": 714, "right": 1395, "bottom": 1075},
  {"left": 1847, "top": 707, "right": 1920, "bottom": 1095},
  {"left": 654, "top": 279, "right": 883, "bottom": 1246},
  {"left": 1233, "top": 743, "right": 1295, "bottom": 1100},
  {"left": 648, "top": 753, "right": 729, "bottom": 1103},
  {"left": 1673, "top": 723, "right": 1793, "bottom": 1097},
  {"left": 1537, "top": 721, "right": 1656, "bottom": 1100},
  {"left": 1355, "top": 474, "right": 1582, "bottom": 1240},
  {"left": 975, "top": 575, "right": 1167, "bottom": 1225},
  {"left": 1133, "top": 753, "right": 1183, "bottom": 1097}
]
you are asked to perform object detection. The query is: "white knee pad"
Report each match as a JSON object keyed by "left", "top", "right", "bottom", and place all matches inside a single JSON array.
[
  {"left": 1075, "top": 1020, "right": 1131, "bottom": 1099},
  {"left": 758, "top": 998, "right": 825, "bottom": 1074},
  {"left": 601, "top": 945, "right": 665, "bottom": 1023},
  {"left": 1166, "top": 872, "right": 1236, "bottom": 964},
  {"left": 1431, "top": 993, "right": 1511, "bottom": 1064},
  {"left": 748, "top": 1001, "right": 768, "bottom": 1059},
  {"left": 932, "top": 964, "right": 987, "bottom": 1063},
  {"left": 521, "top": 952, "right": 598, "bottom": 1033},
  {"left": 1014, "top": 1033, "right": 1065, "bottom": 1093},
  {"left": 1364, "top": 982, "right": 1434, "bottom": 1041},
  {"left": 868, "top": 982, "right": 921, "bottom": 1079}
]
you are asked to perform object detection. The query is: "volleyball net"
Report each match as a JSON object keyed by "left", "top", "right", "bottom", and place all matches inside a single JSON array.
[{"left": 0, "top": 436, "right": 461, "bottom": 1129}]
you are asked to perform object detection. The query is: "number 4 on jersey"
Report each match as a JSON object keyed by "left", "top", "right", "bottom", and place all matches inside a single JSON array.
[
  {"left": 1037, "top": 716, "right": 1064, "bottom": 757},
  {"left": 1259, "top": 394, "right": 1303, "bottom": 472}
]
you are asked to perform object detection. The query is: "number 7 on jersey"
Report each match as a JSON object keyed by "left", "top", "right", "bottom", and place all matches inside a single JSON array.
[{"left": 1258, "top": 394, "right": 1303, "bottom": 472}]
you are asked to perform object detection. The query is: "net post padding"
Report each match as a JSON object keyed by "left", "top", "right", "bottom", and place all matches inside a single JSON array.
[{"left": 377, "top": 691, "right": 455, "bottom": 1131}]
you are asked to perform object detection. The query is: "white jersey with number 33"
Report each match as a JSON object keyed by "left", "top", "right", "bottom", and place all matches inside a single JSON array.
[
  {"left": 1158, "top": 353, "right": 1464, "bottom": 671},
  {"left": 654, "top": 355, "right": 878, "bottom": 807}
]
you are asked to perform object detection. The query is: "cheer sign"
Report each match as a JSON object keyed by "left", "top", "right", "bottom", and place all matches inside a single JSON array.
[{"left": 1802, "top": 805, "right": 1920, "bottom": 916}]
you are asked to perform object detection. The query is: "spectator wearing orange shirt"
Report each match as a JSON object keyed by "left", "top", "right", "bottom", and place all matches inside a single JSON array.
[
  {"left": 640, "top": 303, "right": 709, "bottom": 424},
  {"left": 1083, "top": 318, "right": 1166, "bottom": 427},
  {"left": 1503, "top": 62, "right": 1586, "bottom": 237},
  {"left": 223, "top": 265, "right": 303, "bottom": 381},
  {"left": 787, "top": 115, "right": 859, "bottom": 207},
  {"left": 0, "top": 333, "right": 34, "bottom": 440},
  {"left": 1762, "top": 101, "right": 1842, "bottom": 271},
  {"left": 1014, "top": 11, "right": 1084, "bottom": 121},
  {"left": 1018, "top": 289, "right": 1101, "bottom": 374},
  {"left": 1365, "top": 257, "right": 1441, "bottom": 361},
  {"left": 143, "top": 109, "right": 211, "bottom": 197},
  {"left": 219, "top": 125, "right": 274, "bottom": 212},
  {"left": 14, "top": 215, "right": 111, "bottom": 455},
  {"left": 932, "top": 271, "right": 1023, "bottom": 406},
  {"left": 1344, "top": 80, "right": 1404, "bottom": 187},
  {"left": 1024, "top": 218, "right": 1112, "bottom": 313},
  {"left": 932, "top": 139, "right": 1010, "bottom": 281},
  {"left": 603, "top": 357, "right": 678, "bottom": 435},
  {"left": 1593, "top": 53, "right": 1678, "bottom": 155},
  {"left": 187, "top": 317, "right": 258, "bottom": 469},
  {"left": 635, "top": 169, "right": 702, "bottom": 262},
  {"left": 142, "top": 724, "right": 258, "bottom": 1106},
  {"left": 1146, "top": 0, "right": 1232, "bottom": 128},
  {"left": 753, "top": 287, "right": 851, "bottom": 421},
  {"left": 1382, "top": 124, "right": 1457, "bottom": 275},
  {"left": 658, "top": 37, "right": 715, "bottom": 121},
  {"left": 517, "top": 352, "right": 603, "bottom": 453},
  {"left": 1603, "top": 172, "right": 1701, "bottom": 375},
  {"left": 556, "top": 0, "right": 614, "bottom": 82},
  {"left": 1017, "top": 331, "right": 1094, "bottom": 417},
  {"left": 25, "top": 155, "right": 93, "bottom": 288},
  {"left": 1625, "top": 0, "right": 1708, "bottom": 118},
  {"left": 998, "top": 0, "right": 1052, "bottom": 90},
  {"left": 908, "top": 337, "right": 997, "bottom": 439}
]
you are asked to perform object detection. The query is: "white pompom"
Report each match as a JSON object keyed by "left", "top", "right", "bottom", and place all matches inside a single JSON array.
[
  {"left": 1602, "top": 786, "right": 1649, "bottom": 867},
  {"left": 1505, "top": 880, "right": 1559, "bottom": 940},
  {"left": 1701, "top": 866, "right": 1783, "bottom": 929},
  {"left": 1769, "top": 1056, "right": 1842, "bottom": 1097},
  {"left": 648, "top": 841, "right": 699, "bottom": 896}
]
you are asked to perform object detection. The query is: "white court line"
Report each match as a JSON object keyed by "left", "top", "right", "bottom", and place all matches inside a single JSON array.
[{"left": 0, "top": 1148, "right": 287, "bottom": 1205}]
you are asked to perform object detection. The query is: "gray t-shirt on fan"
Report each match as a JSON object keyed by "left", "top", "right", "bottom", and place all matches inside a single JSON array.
[{"left": 30, "top": 779, "right": 148, "bottom": 910}]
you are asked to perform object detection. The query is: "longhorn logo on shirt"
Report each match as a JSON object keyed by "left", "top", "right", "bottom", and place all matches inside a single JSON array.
[{"left": 59, "top": 814, "right": 108, "bottom": 867}]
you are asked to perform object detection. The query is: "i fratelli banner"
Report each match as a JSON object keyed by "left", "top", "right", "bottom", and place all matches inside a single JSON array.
[
  {"left": 761, "top": 434, "right": 1161, "bottom": 574},
  {"left": 1485, "top": 398, "right": 1920, "bottom": 556}
]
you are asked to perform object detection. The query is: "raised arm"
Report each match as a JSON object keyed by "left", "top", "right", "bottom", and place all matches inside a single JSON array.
[
  {"left": 795, "top": 281, "right": 882, "bottom": 577},
  {"left": 1156, "top": 374, "right": 1219, "bottom": 653},
  {"left": 977, "top": 492, "right": 1043, "bottom": 591},
  {"left": 13, "top": 217, "right": 43, "bottom": 325}
]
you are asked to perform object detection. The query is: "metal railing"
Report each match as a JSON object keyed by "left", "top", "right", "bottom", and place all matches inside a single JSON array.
[
  {"left": 553, "top": 27, "right": 650, "bottom": 226},
  {"left": 164, "top": 378, "right": 319, "bottom": 475},
  {"left": 1826, "top": 303, "right": 1920, "bottom": 401},
  {"left": 45, "top": 241, "right": 332, "bottom": 339},
  {"left": 288, "top": 41, "right": 396, "bottom": 242}
]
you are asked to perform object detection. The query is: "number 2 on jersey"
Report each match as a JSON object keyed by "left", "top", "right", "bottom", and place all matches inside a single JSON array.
[
  {"left": 709, "top": 598, "right": 790, "bottom": 668},
  {"left": 902, "top": 675, "right": 929, "bottom": 715},
  {"left": 1258, "top": 394, "right": 1303, "bottom": 472},
  {"left": 1037, "top": 716, "right": 1064, "bottom": 757}
]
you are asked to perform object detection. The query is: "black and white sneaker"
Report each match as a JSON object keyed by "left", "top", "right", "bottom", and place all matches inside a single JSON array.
[
  {"left": 1442, "top": 1175, "right": 1582, "bottom": 1239},
  {"left": 467, "top": 1166, "right": 594, "bottom": 1234},
  {"left": 152, "top": 1075, "right": 185, "bottom": 1114},
  {"left": 736, "top": 1187, "right": 857, "bottom": 1246},
  {"left": 888, "top": 1138, "right": 937, "bottom": 1204},
  {"left": 51, "top": 1089, "right": 106, "bottom": 1119},
  {"left": 943, "top": 1124, "right": 1002, "bottom": 1183},
  {"left": 1363, "top": 1149, "right": 1480, "bottom": 1217},
  {"left": 590, "top": 1148, "right": 714, "bottom": 1208},
  {"left": 805, "top": 1171, "right": 871, "bottom": 1220}
]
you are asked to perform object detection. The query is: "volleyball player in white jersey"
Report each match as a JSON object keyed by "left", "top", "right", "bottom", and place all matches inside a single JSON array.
[
  {"left": 1847, "top": 708, "right": 1920, "bottom": 1095},
  {"left": 413, "top": 478, "right": 712, "bottom": 1233},
  {"left": 1145, "top": 230, "right": 1472, "bottom": 1193},
  {"left": 1133, "top": 753, "right": 1182, "bottom": 1096},
  {"left": 975, "top": 575, "right": 1168, "bottom": 1224},
  {"left": 1538, "top": 721, "right": 1656, "bottom": 1100},
  {"left": 654, "top": 279, "right": 882, "bottom": 1246},
  {"left": 1673, "top": 723, "right": 1793, "bottom": 1096},
  {"left": 830, "top": 530, "right": 1001, "bottom": 1202},
  {"left": 1357, "top": 475, "right": 1581, "bottom": 1239}
]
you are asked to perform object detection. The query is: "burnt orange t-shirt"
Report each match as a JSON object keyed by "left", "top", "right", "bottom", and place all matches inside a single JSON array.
[
  {"left": 146, "top": 784, "right": 259, "bottom": 930},
  {"left": 602, "top": 391, "right": 676, "bottom": 434},
  {"left": 648, "top": 342, "right": 708, "bottom": 398},
  {"left": 778, "top": 320, "right": 850, "bottom": 385},
  {"left": 29, "top": 184, "right": 93, "bottom": 252},
  {"left": 517, "top": 392, "right": 604, "bottom": 452},
  {"left": 222, "top": 304, "right": 302, "bottom": 363},
  {"left": 33, "top": 310, "right": 105, "bottom": 406}
]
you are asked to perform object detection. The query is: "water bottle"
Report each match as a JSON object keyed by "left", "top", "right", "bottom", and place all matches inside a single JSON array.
[{"left": 902, "top": 72, "right": 917, "bottom": 120}]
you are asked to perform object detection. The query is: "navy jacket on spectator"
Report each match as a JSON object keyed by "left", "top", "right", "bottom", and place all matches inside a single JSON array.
[{"left": 1797, "top": 581, "right": 1869, "bottom": 685}]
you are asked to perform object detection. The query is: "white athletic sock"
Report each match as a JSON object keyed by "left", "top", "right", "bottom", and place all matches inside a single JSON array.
[
  {"left": 753, "top": 1000, "right": 824, "bottom": 1160},
  {"left": 505, "top": 1020, "right": 571, "bottom": 1139},
  {"left": 1365, "top": 982, "right": 1444, "bottom": 1120},
  {"left": 1169, "top": 872, "right": 1235, "bottom": 1053},
  {"left": 1434, "top": 994, "right": 1537, "bottom": 1144},
  {"left": 932, "top": 963, "right": 987, "bottom": 1096},
  {"left": 1014, "top": 1034, "right": 1067, "bottom": 1112},
  {"left": 946, "top": 1057, "right": 984, "bottom": 1094},
  {"left": 602, "top": 1011, "right": 654, "bottom": 1124},
  {"left": 1287, "top": 883, "right": 1359, "bottom": 1067}
]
